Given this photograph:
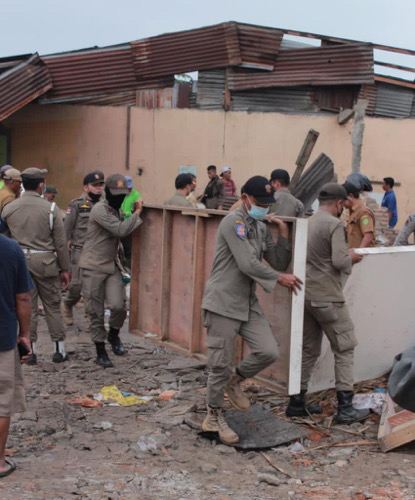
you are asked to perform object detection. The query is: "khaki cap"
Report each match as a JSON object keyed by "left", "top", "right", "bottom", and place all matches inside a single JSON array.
[
  {"left": 318, "top": 183, "right": 347, "bottom": 201},
  {"left": 21, "top": 168, "right": 48, "bottom": 180},
  {"left": 3, "top": 168, "right": 22, "bottom": 181},
  {"left": 106, "top": 174, "right": 129, "bottom": 195}
]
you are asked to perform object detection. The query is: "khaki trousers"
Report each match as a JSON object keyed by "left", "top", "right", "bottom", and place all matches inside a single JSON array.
[
  {"left": 301, "top": 300, "right": 357, "bottom": 392},
  {"left": 25, "top": 253, "right": 66, "bottom": 343},
  {"left": 204, "top": 310, "right": 279, "bottom": 408},
  {"left": 81, "top": 268, "right": 126, "bottom": 343},
  {"left": 65, "top": 247, "right": 82, "bottom": 308}
]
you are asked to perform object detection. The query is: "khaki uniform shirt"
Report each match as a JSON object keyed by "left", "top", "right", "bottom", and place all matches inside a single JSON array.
[
  {"left": 64, "top": 193, "right": 96, "bottom": 248},
  {"left": 164, "top": 193, "right": 193, "bottom": 208},
  {"left": 0, "top": 185, "right": 16, "bottom": 211},
  {"left": 346, "top": 200, "right": 376, "bottom": 248},
  {"left": 79, "top": 199, "right": 142, "bottom": 274},
  {"left": 305, "top": 210, "right": 352, "bottom": 303},
  {"left": 2, "top": 191, "right": 69, "bottom": 271},
  {"left": 270, "top": 190, "right": 305, "bottom": 218},
  {"left": 202, "top": 205, "right": 292, "bottom": 321},
  {"left": 394, "top": 213, "right": 415, "bottom": 246}
]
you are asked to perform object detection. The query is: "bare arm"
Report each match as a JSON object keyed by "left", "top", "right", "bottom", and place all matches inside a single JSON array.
[
  {"left": 16, "top": 292, "right": 32, "bottom": 361},
  {"left": 359, "top": 232, "right": 374, "bottom": 248}
]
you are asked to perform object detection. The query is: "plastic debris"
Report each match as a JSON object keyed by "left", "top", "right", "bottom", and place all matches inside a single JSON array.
[
  {"left": 288, "top": 442, "right": 306, "bottom": 454},
  {"left": 144, "top": 332, "right": 158, "bottom": 338},
  {"left": 69, "top": 396, "right": 103, "bottom": 408},
  {"left": 158, "top": 389, "right": 178, "bottom": 401},
  {"left": 93, "top": 421, "right": 113, "bottom": 430},
  {"left": 96, "top": 385, "right": 154, "bottom": 406},
  {"left": 353, "top": 392, "right": 386, "bottom": 414},
  {"left": 136, "top": 435, "right": 158, "bottom": 452}
]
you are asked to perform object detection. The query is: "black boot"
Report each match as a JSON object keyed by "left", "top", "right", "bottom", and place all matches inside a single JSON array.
[
  {"left": 335, "top": 391, "right": 370, "bottom": 424},
  {"left": 286, "top": 390, "right": 323, "bottom": 417},
  {"left": 95, "top": 342, "right": 113, "bottom": 368},
  {"left": 107, "top": 328, "right": 125, "bottom": 356}
]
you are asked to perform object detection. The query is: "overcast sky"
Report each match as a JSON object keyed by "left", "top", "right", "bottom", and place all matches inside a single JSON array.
[{"left": 2, "top": 0, "right": 415, "bottom": 70}]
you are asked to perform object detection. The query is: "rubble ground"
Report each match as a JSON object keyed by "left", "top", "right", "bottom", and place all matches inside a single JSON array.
[{"left": 2, "top": 305, "right": 415, "bottom": 500}]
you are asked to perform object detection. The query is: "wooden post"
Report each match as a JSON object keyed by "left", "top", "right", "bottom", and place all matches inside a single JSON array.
[
  {"left": 190, "top": 215, "right": 206, "bottom": 353},
  {"left": 160, "top": 210, "right": 173, "bottom": 341},
  {"left": 224, "top": 68, "right": 231, "bottom": 111}
]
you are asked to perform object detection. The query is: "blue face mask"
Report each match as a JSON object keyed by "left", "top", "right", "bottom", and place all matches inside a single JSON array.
[{"left": 247, "top": 197, "right": 269, "bottom": 221}]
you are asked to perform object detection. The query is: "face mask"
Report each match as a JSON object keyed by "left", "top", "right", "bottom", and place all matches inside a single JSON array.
[
  {"left": 105, "top": 187, "right": 125, "bottom": 211},
  {"left": 88, "top": 191, "right": 101, "bottom": 203},
  {"left": 246, "top": 196, "right": 269, "bottom": 221}
]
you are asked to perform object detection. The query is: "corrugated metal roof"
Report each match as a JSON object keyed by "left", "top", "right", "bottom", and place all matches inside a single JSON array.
[
  {"left": 374, "top": 82, "right": 414, "bottom": 118},
  {"left": 131, "top": 23, "right": 242, "bottom": 80},
  {"left": 43, "top": 46, "right": 173, "bottom": 98},
  {"left": 358, "top": 84, "right": 377, "bottom": 115},
  {"left": 0, "top": 53, "right": 52, "bottom": 121},
  {"left": 228, "top": 44, "right": 374, "bottom": 90},
  {"left": 291, "top": 153, "right": 334, "bottom": 210},
  {"left": 231, "top": 87, "right": 317, "bottom": 112},
  {"left": 236, "top": 23, "right": 283, "bottom": 70}
]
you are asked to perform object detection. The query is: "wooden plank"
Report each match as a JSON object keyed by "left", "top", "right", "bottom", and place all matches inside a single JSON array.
[
  {"left": 160, "top": 209, "right": 173, "bottom": 341},
  {"left": 378, "top": 393, "right": 415, "bottom": 452},
  {"left": 190, "top": 216, "right": 206, "bottom": 353},
  {"left": 291, "top": 129, "right": 320, "bottom": 191},
  {"left": 128, "top": 225, "right": 141, "bottom": 331},
  {"left": 288, "top": 217, "right": 308, "bottom": 395}
]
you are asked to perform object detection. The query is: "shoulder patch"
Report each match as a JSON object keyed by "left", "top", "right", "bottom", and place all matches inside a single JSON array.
[
  {"left": 361, "top": 216, "right": 370, "bottom": 226},
  {"left": 65, "top": 206, "right": 72, "bottom": 215},
  {"left": 235, "top": 220, "right": 246, "bottom": 239}
]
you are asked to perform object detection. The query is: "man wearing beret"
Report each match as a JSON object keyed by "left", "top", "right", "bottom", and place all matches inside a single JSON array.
[
  {"left": 201, "top": 175, "right": 303, "bottom": 444},
  {"left": 342, "top": 182, "right": 376, "bottom": 249},
  {"left": 62, "top": 171, "right": 105, "bottom": 328},
  {"left": 285, "top": 183, "right": 370, "bottom": 424},
  {"left": 2, "top": 168, "right": 70, "bottom": 364},
  {"left": 0, "top": 168, "right": 22, "bottom": 212},
  {"left": 79, "top": 174, "right": 143, "bottom": 368}
]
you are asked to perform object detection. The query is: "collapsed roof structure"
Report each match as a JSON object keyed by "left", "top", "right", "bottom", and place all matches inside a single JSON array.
[{"left": 1, "top": 21, "right": 415, "bottom": 120}]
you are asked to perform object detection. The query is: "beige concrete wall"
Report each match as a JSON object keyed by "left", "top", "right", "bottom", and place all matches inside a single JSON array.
[{"left": 6, "top": 104, "right": 415, "bottom": 226}]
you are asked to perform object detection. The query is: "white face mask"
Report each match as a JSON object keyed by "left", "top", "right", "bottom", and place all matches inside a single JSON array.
[{"left": 246, "top": 196, "right": 269, "bottom": 221}]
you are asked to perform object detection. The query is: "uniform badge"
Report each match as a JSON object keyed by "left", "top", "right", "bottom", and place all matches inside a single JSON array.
[
  {"left": 235, "top": 220, "right": 246, "bottom": 239},
  {"left": 361, "top": 216, "right": 370, "bottom": 226},
  {"left": 66, "top": 206, "right": 72, "bottom": 215}
]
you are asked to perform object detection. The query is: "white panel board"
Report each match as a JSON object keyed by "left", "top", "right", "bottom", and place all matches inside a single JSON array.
[{"left": 308, "top": 246, "right": 415, "bottom": 392}]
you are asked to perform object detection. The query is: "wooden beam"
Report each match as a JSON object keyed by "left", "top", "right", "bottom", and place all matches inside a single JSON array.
[
  {"left": 160, "top": 209, "right": 173, "bottom": 341},
  {"left": 374, "top": 60, "right": 415, "bottom": 74},
  {"left": 190, "top": 215, "right": 206, "bottom": 353},
  {"left": 375, "top": 75, "right": 415, "bottom": 89}
]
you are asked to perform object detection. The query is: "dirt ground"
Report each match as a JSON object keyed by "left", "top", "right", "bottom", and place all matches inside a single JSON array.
[{"left": 2, "top": 304, "right": 415, "bottom": 500}]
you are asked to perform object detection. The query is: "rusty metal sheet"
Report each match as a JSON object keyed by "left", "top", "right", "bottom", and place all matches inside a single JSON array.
[
  {"left": 374, "top": 82, "right": 414, "bottom": 118},
  {"left": 42, "top": 46, "right": 173, "bottom": 98},
  {"left": 228, "top": 44, "right": 374, "bottom": 91},
  {"left": 131, "top": 23, "right": 242, "bottom": 80},
  {"left": 358, "top": 84, "right": 377, "bottom": 115},
  {"left": 0, "top": 53, "right": 52, "bottom": 121},
  {"left": 232, "top": 86, "right": 317, "bottom": 113},
  {"left": 236, "top": 23, "right": 283, "bottom": 70},
  {"left": 39, "top": 90, "right": 137, "bottom": 106},
  {"left": 196, "top": 70, "right": 226, "bottom": 110},
  {"left": 313, "top": 85, "right": 360, "bottom": 111}
]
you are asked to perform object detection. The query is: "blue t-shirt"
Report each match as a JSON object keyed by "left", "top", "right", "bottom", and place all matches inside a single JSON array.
[
  {"left": 382, "top": 190, "right": 398, "bottom": 228},
  {"left": 0, "top": 234, "right": 33, "bottom": 352}
]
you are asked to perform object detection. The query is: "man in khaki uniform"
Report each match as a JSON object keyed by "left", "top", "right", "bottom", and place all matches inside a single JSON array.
[
  {"left": 80, "top": 174, "right": 143, "bottom": 368},
  {"left": 62, "top": 171, "right": 105, "bottom": 326},
  {"left": 343, "top": 182, "right": 376, "bottom": 248},
  {"left": 202, "top": 176, "right": 303, "bottom": 445},
  {"left": 2, "top": 168, "right": 70, "bottom": 364},
  {"left": 285, "top": 183, "right": 370, "bottom": 424},
  {"left": 0, "top": 169, "right": 22, "bottom": 211},
  {"left": 269, "top": 169, "right": 305, "bottom": 218},
  {"left": 164, "top": 173, "right": 194, "bottom": 208}
]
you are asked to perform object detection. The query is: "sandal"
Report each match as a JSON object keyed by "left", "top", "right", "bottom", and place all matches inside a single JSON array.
[{"left": 0, "top": 458, "right": 16, "bottom": 478}]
